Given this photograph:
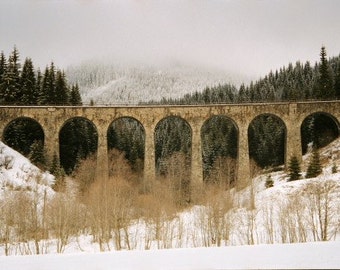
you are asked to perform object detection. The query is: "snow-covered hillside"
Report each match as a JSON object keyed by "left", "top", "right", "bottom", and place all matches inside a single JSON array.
[
  {"left": 0, "top": 138, "right": 339, "bottom": 268},
  {"left": 66, "top": 61, "right": 249, "bottom": 104},
  {"left": 0, "top": 141, "right": 54, "bottom": 194}
]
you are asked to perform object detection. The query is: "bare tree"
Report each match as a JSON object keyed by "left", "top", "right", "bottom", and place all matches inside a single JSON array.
[
  {"left": 304, "top": 179, "right": 339, "bottom": 241},
  {"left": 0, "top": 194, "right": 15, "bottom": 255},
  {"left": 205, "top": 156, "right": 236, "bottom": 190},
  {"left": 47, "top": 193, "right": 84, "bottom": 253},
  {"left": 136, "top": 179, "right": 178, "bottom": 249},
  {"left": 72, "top": 154, "right": 97, "bottom": 195},
  {"left": 84, "top": 150, "right": 138, "bottom": 251},
  {"left": 195, "top": 186, "right": 234, "bottom": 247},
  {"left": 161, "top": 152, "right": 191, "bottom": 205}
]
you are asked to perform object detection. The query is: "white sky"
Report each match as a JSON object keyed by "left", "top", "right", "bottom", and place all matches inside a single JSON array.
[{"left": 1, "top": 0, "right": 340, "bottom": 77}]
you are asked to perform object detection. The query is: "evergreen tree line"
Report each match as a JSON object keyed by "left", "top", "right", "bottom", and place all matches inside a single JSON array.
[
  {"left": 0, "top": 47, "right": 82, "bottom": 105},
  {"left": 0, "top": 47, "right": 89, "bottom": 180},
  {"left": 152, "top": 46, "right": 340, "bottom": 105}
]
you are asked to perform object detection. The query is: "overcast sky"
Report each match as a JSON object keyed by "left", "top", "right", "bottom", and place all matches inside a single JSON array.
[{"left": 1, "top": 0, "right": 340, "bottom": 77}]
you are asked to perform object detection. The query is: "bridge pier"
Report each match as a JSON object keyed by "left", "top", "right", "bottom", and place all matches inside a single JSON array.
[
  {"left": 237, "top": 123, "right": 250, "bottom": 188},
  {"left": 144, "top": 125, "right": 156, "bottom": 182},
  {"left": 286, "top": 103, "right": 303, "bottom": 167},
  {"left": 44, "top": 130, "right": 59, "bottom": 166},
  {"left": 190, "top": 123, "right": 203, "bottom": 186},
  {"left": 95, "top": 128, "right": 109, "bottom": 182}
]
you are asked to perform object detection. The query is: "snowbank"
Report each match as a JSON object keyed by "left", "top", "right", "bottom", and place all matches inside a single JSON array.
[{"left": 1, "top": 241, "right": 339, "bottom": 270}]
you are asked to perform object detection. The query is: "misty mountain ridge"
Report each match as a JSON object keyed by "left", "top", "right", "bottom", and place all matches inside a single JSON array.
[{"left": 66, "top": 60, "right": 251, "bottom": 105}]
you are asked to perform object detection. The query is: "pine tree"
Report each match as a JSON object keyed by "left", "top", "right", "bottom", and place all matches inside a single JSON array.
[
  {"left": 38, "top": 66, "right": 50, "bottom": 105},
  {"left": 20, "top": 58, "right": 36, "bottom": 105},
  {"left": 46, "top": 62, "right": 56, "bottom": 104},
  {"left": 334, "top": 61, "right": 340, "bottom": 99},
  {"left": 306, "top": 147, "right": 322, "bottom": 178},
  {"left": 265, "top": 174, "right": 274, "bottom": 188},
  {"left": 238, "top": 83, "right": 249, "bottom": 102},
  {"left": 50, "top": 153, "right": 66, "bottom": 191},
  {"left": 0, "top": 51, "right": 6, "bottom": 86},
  {"left": 28, "top": 140, "right": 46, "bottom": 168},
  {"left": 303, "top": 61, "right": 315, "bottom": 99},
  {"left": 39, "top": 62, "right": 58, "bottom": 105},
  {"left": 314, "top": 46, "right": 335, "bottom": 99},
  {"left": 35, "top": 69, "right": 43, "bottom": 105},
  {"left": 288, "top": 155, "right": 301, "bottom": 181},
  {"left": 0, "top": 46, "right": 21, "bottom": 104},
  {"left": 70, "top": 83, "right": 82, "bottom": 105},
  {"left": 55, "top": 70, "right": 69, "bottom": 104}
]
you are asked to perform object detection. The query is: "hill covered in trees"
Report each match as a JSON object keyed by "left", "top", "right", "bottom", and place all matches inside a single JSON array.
[
  {"left": 153, "top": 46, "right": 340, "bottom": 104},
  {"left": 65, "top": 60, "right": 249, "bottom": 105}
]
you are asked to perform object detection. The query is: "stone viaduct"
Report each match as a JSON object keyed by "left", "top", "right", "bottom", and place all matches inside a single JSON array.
[{"left": 0, "top": 101, "right": 339, "bottom": 185}]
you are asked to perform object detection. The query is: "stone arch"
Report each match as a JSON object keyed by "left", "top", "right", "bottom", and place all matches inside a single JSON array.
[
  {"left": 2, "top": 117, "right": 44, "bottom": 156},
  {"left": 154, "top": 115, "right": 192, "bottom": 180},
  {"left": 201, "top": 115, "right": 238, "bottom": 187},
  {"left": 107, "top": 116, "right": 145, "bottom": 176},
  {"left": 301, "top": 112, "right": 340, "bottom": 154},
  {"left": 248, "top": 113, "right": 287, "bottom": 171},
  {"left": 59, "top": 117, "right": 98, "bottom": 174}
]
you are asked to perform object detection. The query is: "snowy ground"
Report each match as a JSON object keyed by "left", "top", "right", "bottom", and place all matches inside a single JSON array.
[{"left": 1, "top": 241, "right": 339, "bottom": 270}]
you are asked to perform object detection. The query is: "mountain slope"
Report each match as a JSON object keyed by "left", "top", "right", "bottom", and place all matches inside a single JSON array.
[{"left": 66, "top": 61, "right": 249, "bottom": 104}]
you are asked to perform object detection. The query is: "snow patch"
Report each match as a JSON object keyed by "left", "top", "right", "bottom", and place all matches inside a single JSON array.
[{"left": 0, "top": 141, "right": 55, "bottom": 194}]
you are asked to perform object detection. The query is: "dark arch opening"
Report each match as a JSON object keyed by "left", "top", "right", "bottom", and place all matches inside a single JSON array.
[
  {"left": 201, "top": 115, "right": 238, "bottom": 188},
  {"left": 301, "top": 112, "right": 339, "bottom": 154},
  {"left": 155, "top": 116, "right": 192, "bottom": 175},
  {"left": 248, "top": 114, "right": 286, "bottom": 172},
  {"left": 107, "top": 117, "right": 145, "bottom": 178},
  {"left": 59, "top": 117, "right": 98, "bottom": 174},
  {"left": 2, "top": 117, "right": 44, "bottom": 157},
  {"left": 155, "top": 116, "right": 192, "bottom": 198}
]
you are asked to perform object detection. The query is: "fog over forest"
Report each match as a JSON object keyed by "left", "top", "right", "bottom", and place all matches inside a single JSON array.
[{"left": 1, "top": 0, "right": 340, "bottom": 78}]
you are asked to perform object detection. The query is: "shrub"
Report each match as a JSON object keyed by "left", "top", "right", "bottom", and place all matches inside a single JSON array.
[{"left": 265, "top": 175, "right": 274, "bottom": 188}]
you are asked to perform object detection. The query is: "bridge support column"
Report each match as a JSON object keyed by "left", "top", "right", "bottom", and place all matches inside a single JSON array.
[
  {"left": 286, "top": 104, "right": 302, "bottom": 168},
  {"left": 286, "top": 126, "right": 302, "bottom": 168},
  {"left": 44, "top": 126, "right": 59, "bottom": 165},
  {"left": 191, "top": 124, "right": 203, "bottom": 186},
  {"left": 96, "top": 128, "right": 109, "bottom": 181},
  {"left": 237, "top": 124, "right": 250, "bottom": 188},
  {"left": 144, "top": 125, "right": 155, "bottom": 182}
]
